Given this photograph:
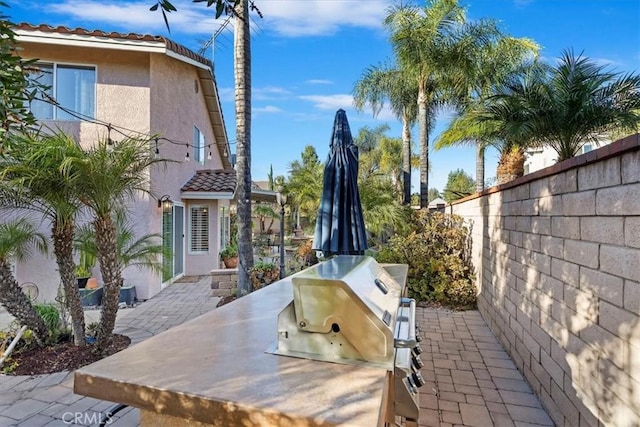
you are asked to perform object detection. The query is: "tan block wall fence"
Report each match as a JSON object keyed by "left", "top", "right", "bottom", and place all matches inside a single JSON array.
[{"left": 451, "top": 135, "right": 639, "bottom": 426}]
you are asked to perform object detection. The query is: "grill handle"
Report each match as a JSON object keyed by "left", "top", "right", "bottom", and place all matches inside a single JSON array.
[{"left": 394, "top": 297, "right": 417, "bottom": 348}]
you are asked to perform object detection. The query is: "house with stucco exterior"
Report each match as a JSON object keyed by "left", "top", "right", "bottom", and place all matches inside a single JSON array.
[{"left": 9, "top": 23, "right": 238, "bottom": 302}]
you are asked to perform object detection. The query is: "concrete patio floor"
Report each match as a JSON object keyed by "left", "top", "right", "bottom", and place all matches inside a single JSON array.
[{"left": 0, "top": 277, "right": 553, "bottom": 426}]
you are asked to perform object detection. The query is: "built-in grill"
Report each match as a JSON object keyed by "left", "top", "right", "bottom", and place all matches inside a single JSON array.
[{"left": 270, "top": 255, "right": 425, "bottom": 424}]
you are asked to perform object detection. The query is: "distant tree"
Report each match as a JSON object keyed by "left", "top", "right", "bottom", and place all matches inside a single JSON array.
[
  {"left": 443, "top": 169, "right": 475, "bottom": 202},
  {"left": 428, "top": 188, "right": 441, "bottom": 203},
  {"left": 286, "top": 146, "right": 323, "bottom": 227},
  {"left": 410, "top": 193, "right": 420, "bottom": 206}
]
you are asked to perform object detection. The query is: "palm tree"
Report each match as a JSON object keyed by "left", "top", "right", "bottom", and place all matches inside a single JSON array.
[
  {"left": 385, "top": 0, "right": 464, "bottom": 209},
  {"left": 0, "top": 218, "right": 50, "bottom": 345},
  {"left": 353, "top": 64, "right": 418, "bottom": 204},
  {"left": 0, "top": 132, "right": 87, "bottom": 346},
  {"left": 63, "top": 137, "right": 167, "bottom": 354},
  {"left": 490, "top": 50, "right": 640, "bottom": 161},
  {"left": 232, "top": 0, "right": 254, "bottom": 296},
  {"left": 386, "top": 0, "right": 508, "bottom": 207},
  {"left": 436, "top": 35, "right": 539, "bottom": 192}
]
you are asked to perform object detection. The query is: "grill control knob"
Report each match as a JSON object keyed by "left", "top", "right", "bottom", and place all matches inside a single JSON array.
[
  {"left": 405, "top": 375, "right": 418, "bottom": 394},
  {"left": 411, "top": 354, "right": 424, "bottom": 370},
  {"left": 411, "top": 372, "right": 426, "bottom": 388},
  {"left": 412, "top": 345, "right": 423, "bottom": 356}
]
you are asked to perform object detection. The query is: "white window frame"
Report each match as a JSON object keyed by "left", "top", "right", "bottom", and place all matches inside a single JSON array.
[
  {"left": 189, "top": 205, "right": 209, "bottom": 254},
  {"left": 29, "top": 61, "right": 97, "bottom": 121},
  {"left": 193, "top": 126, "right": 206, "bottom": 164}
]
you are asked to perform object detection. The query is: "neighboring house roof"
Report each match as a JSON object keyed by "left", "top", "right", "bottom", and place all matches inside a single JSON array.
[
  {"left": 428, "top": 197, "right": 447, "bottom": 207},
  {"left": 14, "top": 23, "right": 232, "bottom": 170},
  {"left": 181, "top": 169, "right": 237, "bottom": 200}
]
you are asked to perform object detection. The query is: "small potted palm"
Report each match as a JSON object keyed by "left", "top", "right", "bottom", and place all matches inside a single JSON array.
[{"left": 74, "top": 247, "right": 95, "bottom": 289}]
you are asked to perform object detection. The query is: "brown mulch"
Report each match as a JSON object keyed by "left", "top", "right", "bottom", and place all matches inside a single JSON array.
[
  {"left": 216, "top": 295, "right": 237, "bottom": 307},
  {"left": 6, "top": 334, "right": 130, "bottom": 376}
]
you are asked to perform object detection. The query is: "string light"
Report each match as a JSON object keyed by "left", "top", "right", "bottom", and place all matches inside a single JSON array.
[
  {"left": 184, "top": 149, "right": 190, "bottom": 162},
  {"left": 35, "top": 96, "right": 236, "bottom": 161}
]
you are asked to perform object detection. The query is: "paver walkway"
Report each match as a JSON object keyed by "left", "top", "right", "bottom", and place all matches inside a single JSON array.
[
  {"left": 416, "top": 308, "right": 554, "bottom": 427},
  {"left": 1, "top": 278, "right": 554, "bottom": 427}
]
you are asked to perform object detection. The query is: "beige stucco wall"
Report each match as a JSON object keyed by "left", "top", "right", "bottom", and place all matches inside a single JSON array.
[
  {"left": 149, "top": 53, "right": 225, "bottom": 281},
  {"left": 9, "top": 41, "right": 229, "bottom": 302},
  {"left": 451, "top": 135, "right": 639, "bottom": 426}
]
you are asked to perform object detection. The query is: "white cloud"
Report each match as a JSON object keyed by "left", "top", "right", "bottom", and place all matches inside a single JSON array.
[
  {"left": 306, "top": 79, "right": 333, "bottom": 85},
  {"left": 257, "top": 1, "right": 391, "bottom": 36},
  {"left": 49, "top": 0, "right": 223, "bottom": 34},
  {"left": 46, "top": 0, "right": 393, "bottom": 37},
  {"left": 299, "top": 94, "right": 354, "bottom": 110},
  {"left": 253, "top": 105, "right": 283, "bottom": 114},
  {"left": 253, "top": 86, "right": 292, "bottom": 100}
]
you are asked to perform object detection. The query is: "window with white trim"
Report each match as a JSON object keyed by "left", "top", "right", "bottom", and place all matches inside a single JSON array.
[
  {"left": 29, "top": 63, "right": 96, "bottom": 120},
  {"left": 190, "top": 206, "right": 209, "bottom": 253},
  {"left": 193, "top": 126, "right": 205, "bottom": 164}
]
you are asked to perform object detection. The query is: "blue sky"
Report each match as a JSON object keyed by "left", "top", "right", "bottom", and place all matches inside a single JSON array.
[{"left": 6, "top": 0, "right": 640, "bottom": 193}]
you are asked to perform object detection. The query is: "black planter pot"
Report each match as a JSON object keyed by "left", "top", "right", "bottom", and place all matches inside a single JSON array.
[{"left": 77, "top": 277, "right": 89, "bottom": 288}]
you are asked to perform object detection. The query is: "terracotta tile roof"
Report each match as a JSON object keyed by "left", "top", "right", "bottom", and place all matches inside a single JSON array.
[
  {"left": 14, "top": 23, "right": 212, "bottom": 69},
  {"left": 181, "top": 169, "right": 237, "bottom": 193}
]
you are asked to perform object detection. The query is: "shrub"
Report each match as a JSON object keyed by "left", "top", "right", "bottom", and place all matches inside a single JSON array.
[
  {"left": 249, "top": 261, "right": 278, "bottom": 290},
  {"left": 376, "top": 211, "right": 476, "bottom": 309}
]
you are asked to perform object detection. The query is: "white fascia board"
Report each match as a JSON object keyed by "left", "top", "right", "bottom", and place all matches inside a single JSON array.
[
  {"left": 164, "top": 49, "right": 210, "bottom": 71},
  {"left": 15, "top": 31, "right": 166, "bottom": 54},
  {"left": 181, "top": 191, "right": 234, "bottom": 200}
]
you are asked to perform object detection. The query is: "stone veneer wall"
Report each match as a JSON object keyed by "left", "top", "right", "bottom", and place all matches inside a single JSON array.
[
  {"left": 450, "top": 134, "right": 639, "bottom": 426},
  {"left": 210, "top": 269, "right": 238, "bottom": 297}
]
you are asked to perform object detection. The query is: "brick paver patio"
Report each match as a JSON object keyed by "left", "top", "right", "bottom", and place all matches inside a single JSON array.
[
  {"left": 1, "top": 277, "right": 554, "bottom": 426},
  {"left": 416, "top": 308, "right": 553, "bottom": 427}
]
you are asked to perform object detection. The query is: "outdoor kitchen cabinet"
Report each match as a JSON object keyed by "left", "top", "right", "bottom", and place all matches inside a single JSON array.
[{"left": 74, "top": 277, "right": 395, "bottom": 427}]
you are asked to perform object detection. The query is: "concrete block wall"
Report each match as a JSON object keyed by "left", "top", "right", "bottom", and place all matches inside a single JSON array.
[{"left": 451, "top": 135, "right": 639, "bottom": 427}]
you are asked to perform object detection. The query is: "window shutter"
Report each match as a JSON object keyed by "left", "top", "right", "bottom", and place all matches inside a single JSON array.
[{"left": 190, "top": 206, "right": 209, "bottom": 252}]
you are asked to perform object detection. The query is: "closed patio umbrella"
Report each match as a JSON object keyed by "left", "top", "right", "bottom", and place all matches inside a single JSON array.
[{"left": 312, "top": 109, "right": 368, "bottom": 257}]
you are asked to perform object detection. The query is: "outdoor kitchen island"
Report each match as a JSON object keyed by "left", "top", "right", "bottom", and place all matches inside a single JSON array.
[{"left": 74, "top": 270, "right": 401, "bottom": 427}]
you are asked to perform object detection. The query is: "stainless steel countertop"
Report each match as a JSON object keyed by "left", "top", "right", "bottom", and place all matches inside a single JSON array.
[{"left": 74, "top": 278, "right": 389, "bottom": 427}]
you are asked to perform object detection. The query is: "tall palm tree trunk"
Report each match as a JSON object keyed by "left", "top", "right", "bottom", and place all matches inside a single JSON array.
[
  {"left": 475, "top": 143, "right": 485, "bottom": 193},
  {"left": 94, "top": 215, "right": 122, "bottom": 354},
  {"left": 234, "top": 0, "right": 254, "bottom": 296},
  {"left": 0, "top": 261, "right": 49, "bottom": 346},
  {"left": 418, "top": 90, "right": 430, "bottom": 209},
  {"left": 52, "top": 221, "right": 85, "bottom": 346},
  {"left": 402, "top": 111, "right": 412, "bottom": 205}
]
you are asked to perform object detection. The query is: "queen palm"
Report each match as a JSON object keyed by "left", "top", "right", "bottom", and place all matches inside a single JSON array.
[
  {"left": 436, "top": 35, "right": 539, "bottom": 191},
  {"left": 353, "top": 64, "right": 418, "bottom": 205},
  {"left": 0, "top": 132, "right": 87, "bottom": 346},
  {"left": 63, "top": 137, "right": 167, "bottom": 354},
  {"left": 489, "top": 50, "right": 640, "bottom": 161},
  {"left": 385, "top": 0, "right": 502, "bottom": 208},
  {"left": 0, "top": 218, "right": 49, "bottom": 345}
]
